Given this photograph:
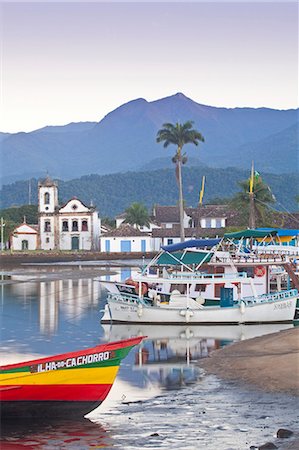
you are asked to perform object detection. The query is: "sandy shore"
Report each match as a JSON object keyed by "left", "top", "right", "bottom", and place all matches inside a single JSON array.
[{"left": 201, "top": 327, "right": 299, "bottom": 396}]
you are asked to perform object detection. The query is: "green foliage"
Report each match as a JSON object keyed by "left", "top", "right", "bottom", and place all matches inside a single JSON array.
[
  {"left": 124, "top": 202, "right": 150, "bottom": 228},
  {"left": 0, "top": 167, "right": 297, "bottom": 217},
  {"left": 0, "top": 205, "right": 38, "bottom": 243},
  {"left": 230, "top": 176, "right": 275, "bottom": 227},
  {"left": 101, "top": 216, "right": 116, "bottom": 228},
  {"left": 156, "top": 121, "right": 204, "bottom": 159},
  {"left": 0, "top": 204, "right": 38, "bottom": 224}
]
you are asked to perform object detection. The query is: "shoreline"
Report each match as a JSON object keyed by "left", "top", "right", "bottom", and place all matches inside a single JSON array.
[
  {"left": 201, "top": 327, "right": 299, "bottom": 397},
  {"left": 0, "top": 251, "right": 155, "bottom": 269}
]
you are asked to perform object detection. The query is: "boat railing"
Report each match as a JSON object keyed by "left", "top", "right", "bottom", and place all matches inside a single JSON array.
[
  {"left": 169, "top": 271, "right": 247, "bottom": 280},
  {"left": 212, "top": 255, "right": 288, "bottom": 264},
  {"left": 241, "top": 289, "right": 298, "bottom": 306},
  {"left": 107, "top": 292, "right": 151, "bottom": 306}
]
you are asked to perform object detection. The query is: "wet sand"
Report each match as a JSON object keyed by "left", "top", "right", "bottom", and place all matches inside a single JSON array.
[{"left": 201, "top": 327, "right": 299, "bottom": 396}]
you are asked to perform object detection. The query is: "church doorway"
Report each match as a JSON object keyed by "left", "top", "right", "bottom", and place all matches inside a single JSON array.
[
  {"left": 71, "top": 236, "right": 79, "bottom": 250},
  {"left": 22, "top": 240, "right": 29, "bottom": 250}
]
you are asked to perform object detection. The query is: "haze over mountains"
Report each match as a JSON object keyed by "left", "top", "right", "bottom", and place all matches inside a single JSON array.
[{"left": 1, "top": 93, "right": 298, "bottom": 185}]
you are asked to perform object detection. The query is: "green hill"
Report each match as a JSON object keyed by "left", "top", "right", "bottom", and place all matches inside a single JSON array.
[{"left": 1, "top": 166, "right": 297, "bottom": 217}]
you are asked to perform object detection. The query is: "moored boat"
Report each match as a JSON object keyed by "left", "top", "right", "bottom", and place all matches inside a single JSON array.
[
  {"left": 0, "top": 336, "right": 143, "bottom": 420},
  {"left": 101, "top": 288, "right": 298, "bottom": 324}
]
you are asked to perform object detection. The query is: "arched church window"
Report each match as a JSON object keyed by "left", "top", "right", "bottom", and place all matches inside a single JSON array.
[
  {"left": 82, "top": 220, "right": 88, "bottom": 231},
  {"left": 72, "top": 220, "right": 78, "bottom": 232},
  {"left": 62, "top": 221, "right": 69, "bottom": 232},
  {"left": 44, "top": 221, "right": 51, "bottom": 232},
  {"left": 44, "top": 192, "right": 50, "bottom": 204}
]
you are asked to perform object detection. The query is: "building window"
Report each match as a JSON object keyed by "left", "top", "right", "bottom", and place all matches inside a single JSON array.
[
  {"left": 44, "top": 192, "right": 50, "bottom": 204},
  {"left": 72, "top": 220, "right": 78, "bottom": 231},
  {"left": 44, "top": 221, "right": 51, "bottom": 232},
  {"left": 205, "top": 219, "right": 212, "bottom": 228},
  {"left": 62, "top": 221, "right": 69, "bottom": 232},
  {"left": 82, "top": 220, "right": 88, "bottom": 231},
  {"left": 215, "top": 218, "right": 223, "bottom": 228},
  {"left": 46, "top": 237, "right": 50, "bottom": 243},
  {"left": 167, "top": 239, "right": 173, "bottom": 245}
]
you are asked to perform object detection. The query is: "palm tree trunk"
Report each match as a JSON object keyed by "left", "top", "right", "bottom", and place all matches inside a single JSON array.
[{"left": 177, "top": 159, "right": 185, "bottom": 242}]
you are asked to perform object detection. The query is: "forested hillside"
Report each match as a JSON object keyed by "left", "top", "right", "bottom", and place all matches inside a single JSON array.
[{"left": 1, "top": 166, "right": 297, "bottom": 217}]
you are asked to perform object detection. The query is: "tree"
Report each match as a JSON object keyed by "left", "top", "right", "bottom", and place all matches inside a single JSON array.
[
  {"left": 124, "top": 202, "right": 150, "bottom": 229},
  {"left": 156, "top": 121, "right": 204, "bottom": 241},
  {"left": 230, "top": 173, "right": 275, "bottom": 227}
]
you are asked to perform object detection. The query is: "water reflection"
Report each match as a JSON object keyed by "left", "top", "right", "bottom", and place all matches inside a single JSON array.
[
  {"left": 1, "top": 418, "right": 111, "bottom": 448},
  {"left": 0, "top": 268, "right": 296, "bottom": 449},
  {"left": 2, "top": 277, "right": 102, "bottom": 337},
  {"left": 101, "top": 322, "right": 293, "bottom": 391}
]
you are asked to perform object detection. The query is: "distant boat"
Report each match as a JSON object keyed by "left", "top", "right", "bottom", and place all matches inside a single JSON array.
[{"left": 0, "top": 336, "right": 143, "bottom": 420}]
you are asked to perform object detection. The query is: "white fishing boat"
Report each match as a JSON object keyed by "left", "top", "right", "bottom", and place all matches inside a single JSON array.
[
  {"left": 101, "top": 235, "right": 298, "bottom": 324},
  {"left": 101, "top": 287, "right": 297, "bottom": 324}
]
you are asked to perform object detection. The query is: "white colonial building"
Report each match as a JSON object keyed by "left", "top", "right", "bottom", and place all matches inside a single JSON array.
[
  {"left": 100, "top": 224, "right": 152, "bottom": 253},
  {"left": 11, "top": 222, "right": 38, "bottom": 251},
  {"left": 38, "top": 177, "right": 100, "bottom": 251}
]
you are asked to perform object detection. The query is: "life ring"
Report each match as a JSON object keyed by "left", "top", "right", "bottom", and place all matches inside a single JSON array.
[{"left": 254, "top": 266, "right": 266, "bottom": 277}]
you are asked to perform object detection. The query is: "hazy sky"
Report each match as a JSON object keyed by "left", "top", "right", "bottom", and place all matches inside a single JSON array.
[{"left": 1, "top": 1, "right": 298, "bottom": 133}]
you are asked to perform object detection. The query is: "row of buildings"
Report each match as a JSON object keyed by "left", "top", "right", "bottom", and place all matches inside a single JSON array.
[{"left": 11, "top": 177, "right": 299, "bottom": 253}]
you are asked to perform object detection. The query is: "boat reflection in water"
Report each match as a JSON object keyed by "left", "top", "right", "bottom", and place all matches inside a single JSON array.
[
  {"left": 1, "top": 418, "right": 111, "bottom": 449},
  {"left": 101, "top": 323, "right": 294, "bottom": 390}
]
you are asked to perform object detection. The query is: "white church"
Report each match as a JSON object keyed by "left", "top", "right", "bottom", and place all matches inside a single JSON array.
[{"left": 11, "top": 177, "right": 101, "bottom": 251}]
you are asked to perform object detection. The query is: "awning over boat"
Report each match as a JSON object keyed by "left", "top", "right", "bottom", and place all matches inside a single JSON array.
[
  {"left": 224, "top": 229, "right": 278, "bottom": 240},
  {"left": 257, "top": 228, "right": 299, "bottom": 237},
  {"left": 161, "top": 238, "right": 221, "bottom": 252},
  {"left": 157, "top": 250, "right": 213, "bottom": 266}
]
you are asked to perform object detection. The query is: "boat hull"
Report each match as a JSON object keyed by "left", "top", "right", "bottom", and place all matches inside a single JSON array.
[
  {"left": 101, "top": 293, "right": 297, "bottom": 324},
  {"left": 0, "top": 337, "right": 143, "bottom": 420},
  {"left": 0, "top": 400, "right": 104, "bottom": 420}
]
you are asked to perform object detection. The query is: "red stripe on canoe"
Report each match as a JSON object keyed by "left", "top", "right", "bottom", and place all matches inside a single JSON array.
[
  {"left": 0, "top": 383, "right": 113, "bottom": 402},
  {"left": 1, "top": 336, "right": 145, "bottom": 371}
]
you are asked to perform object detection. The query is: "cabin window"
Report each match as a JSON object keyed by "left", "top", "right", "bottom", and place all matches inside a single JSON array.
[
  {"left": 214, "top": 283, "right": 225, "bottom": 298},
  {"left": 44, "top": 192, "right": 50, "bottom": 204},
  {"left": 72, "top": 220, "right": 79, "bottom": 232},
  {"left": 238, "top": 267, "right": 254, "bottom": 278},
  {"left": 171, "top": 284, "right": 186, "bottom": 294},
  {"left": 62, "top": 221, "right": 69, "bottom": 232},
  {"left": 167, "top": 239, "right": 173, "bottom": 245},
  {"left": 82, "top": 220, "right": 88, "bottom": 231},
  {"left": 195, "top": 284, "right": 207, "bottom": 292},
  {"left": 44, "top": 221, "right": 51, "bottom": 232}
]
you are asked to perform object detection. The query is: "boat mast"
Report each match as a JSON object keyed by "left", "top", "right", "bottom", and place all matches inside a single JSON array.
[
  {"left": 249, "top": 162, "right": 256, "bottom": 229},
  {"left": 197, "top": 176, "right": 205, "bottom": 237}
]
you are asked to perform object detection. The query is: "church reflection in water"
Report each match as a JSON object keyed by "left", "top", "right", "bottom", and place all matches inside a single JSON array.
[{"left": 7, "top": 276, "right": 102, "bottom": 335}]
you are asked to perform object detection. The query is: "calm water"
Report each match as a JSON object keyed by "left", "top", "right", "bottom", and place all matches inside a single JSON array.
[{"left": 0, "top": 265, "right": 298, "bottom": 449}]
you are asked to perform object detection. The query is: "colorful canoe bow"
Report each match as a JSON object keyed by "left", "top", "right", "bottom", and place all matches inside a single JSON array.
[{"left": 0, "top": 336, "right": 144, "bottom": 419}]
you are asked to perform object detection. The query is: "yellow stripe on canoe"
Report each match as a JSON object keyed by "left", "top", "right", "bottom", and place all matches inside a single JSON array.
[{"left": 0, "top": 366, "right": 119, "bottom": 386}]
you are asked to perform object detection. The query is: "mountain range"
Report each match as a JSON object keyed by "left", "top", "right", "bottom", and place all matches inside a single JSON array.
[{"left": 1, "top": 93, "right": 298, "bottom": 185}]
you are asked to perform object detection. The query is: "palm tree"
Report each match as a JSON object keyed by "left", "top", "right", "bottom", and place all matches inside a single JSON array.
[
  {"left": 124, "top": 202, "right": 150, "bottom": 229},
  {"left": 230, "top": 175, "right": 275, "bottom": 227},
  {"left": 156, "top": 121, "right": 204, "bottom": 241}
]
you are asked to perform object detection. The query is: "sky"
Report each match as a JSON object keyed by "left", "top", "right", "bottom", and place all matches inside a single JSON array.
[{"left": 1, "top": 1, "right": 298, "bottom": 133}]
